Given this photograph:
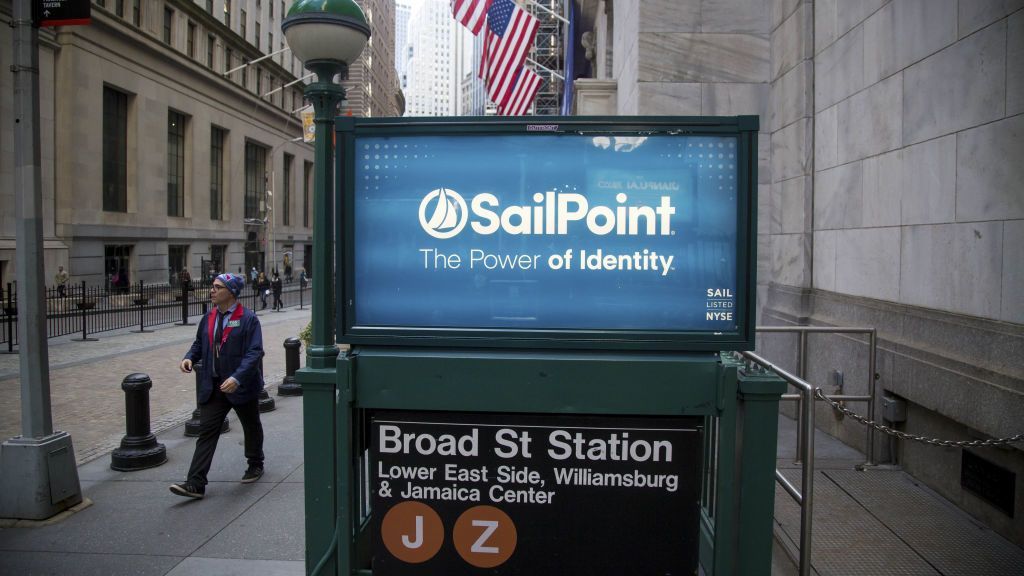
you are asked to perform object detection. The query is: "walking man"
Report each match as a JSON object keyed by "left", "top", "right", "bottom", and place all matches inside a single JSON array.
[
  {"left": 171, "top": 273, "right": 265, "bottom": 499},
  {"left": 54, "top": 265, "right": 69, "bottom": 298}
]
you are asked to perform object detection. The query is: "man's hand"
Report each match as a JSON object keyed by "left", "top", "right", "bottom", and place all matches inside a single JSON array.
[
  {"left": 220, "top": 377, "right": 240, "bottom": 393},
  {"left": 180, "top": 359, "right": 193, "bottom": 373}
]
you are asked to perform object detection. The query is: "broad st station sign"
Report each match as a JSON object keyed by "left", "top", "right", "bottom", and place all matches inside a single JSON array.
[
  {"left": 371, "top": 412, "right": 702, "bottom": 575},
  {"left": 338, "top": 116, "right": 758, "bottom": 351}
]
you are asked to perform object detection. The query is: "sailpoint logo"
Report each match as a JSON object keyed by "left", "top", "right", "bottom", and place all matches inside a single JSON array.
[
  {"left": 419, "top": 188, "right": 677, "bottom": 238},
  {"left": 419, "top": 188, "right": 469, "bottom": 239}
]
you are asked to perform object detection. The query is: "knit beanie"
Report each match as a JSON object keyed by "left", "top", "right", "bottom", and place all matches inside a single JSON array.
[{"left": 215, "top": 273, "right": 245, "bottom": 297}]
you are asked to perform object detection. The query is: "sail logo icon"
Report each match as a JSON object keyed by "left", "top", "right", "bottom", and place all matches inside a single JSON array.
[{"left": 419, "top": 188, "right": 468, "bottom": 239}]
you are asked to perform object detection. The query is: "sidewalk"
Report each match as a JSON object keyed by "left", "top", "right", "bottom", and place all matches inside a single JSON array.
[
  {"left": 0, "top": 306, "right": 312, "bottom": 464},
  {"left": 771, "top": 414, "right": 1024, "bottom": 575}
]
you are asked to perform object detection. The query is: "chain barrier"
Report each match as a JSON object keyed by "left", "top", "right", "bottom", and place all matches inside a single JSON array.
[{"left": 814, "top": 389, "right": 1024, "bottom": 448}]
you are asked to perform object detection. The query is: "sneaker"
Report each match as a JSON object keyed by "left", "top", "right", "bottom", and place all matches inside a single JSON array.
[
  {"left": 241, "top": 466, "right": 264, "bottom": 483},
  {"left": 169, "top": 482, "right": 204, "bottom": 499}
]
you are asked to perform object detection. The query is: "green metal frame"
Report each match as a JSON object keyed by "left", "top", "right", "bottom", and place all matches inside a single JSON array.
[
  {"left": 302, "top": 350, "right": 786, "bottom": 576},
  {"left": 299, "top": 114, "right": 784, "bottom": 576},
  {"left": 334, "top": 116, "right": 759, "bottom": 352}
]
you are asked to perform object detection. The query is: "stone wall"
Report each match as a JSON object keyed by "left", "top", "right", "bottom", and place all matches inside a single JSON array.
[{"left": 763, "top": 0, "right": 1024, "bottom": 544}]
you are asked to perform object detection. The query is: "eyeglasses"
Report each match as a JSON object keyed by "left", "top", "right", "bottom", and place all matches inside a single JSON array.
[{"left": 211, "top": 284, "right": 226, "bottom": 291}]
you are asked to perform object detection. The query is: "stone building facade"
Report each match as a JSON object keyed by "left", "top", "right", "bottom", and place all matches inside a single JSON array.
[
  {"left": 577, "top": 0, "right": 1024, "bottom": 545},
  {"left": 0, "top": 0, "right": 400, "bottom": 290}
]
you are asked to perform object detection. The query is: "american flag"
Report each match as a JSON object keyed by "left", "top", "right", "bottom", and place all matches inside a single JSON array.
[
  {"left": 480, "top": 0, "right": 539, "bottom": 108},
  {"left": 451, "top": 0, "right": 492, "bottom": 35},
  {"left": 499, "top": 67, "right": 542, "bottom": 115}
]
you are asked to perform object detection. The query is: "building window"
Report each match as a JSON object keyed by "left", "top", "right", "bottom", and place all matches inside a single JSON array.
[
  {"left": 115, "top": 0, "right": 125, "bottom": 17},
  {"left": 167, "top": 110, "right": 186, "bottom": 217},
  {"left": 303, "top": 161, "right": 312, "bottom": 227},
  {"left": 209, "top": 245, "right": 226, "bottom": 277},
  {"left": 187, "top": 22, "right": 196, "bottom": 58},
  {"left": 283, "top": 153, "right": 293, "bottom": 226},
  {"left": 269, "top": 33, "right": 274, "bottom": 56},
  {"left": 168, "top": 245, "right": 188, "bottom": 283},
  {"left": 241, "top": 9, "right": 246, "bottom": 42},
  {"left": 256, "top": 68, "right": 262, "bottom": 95},
  {"left": 242, "top": 64, "right": 248, "bottom": 89},
  {"left": 105, "top": 245, "right": 132, "bottom": 292},
  {"left": 224, "top": 0, "right": 231, "bottom": 28},
  {"left": 163, "top": 7, "right": 173, "bottom": 45},
  {"left": 103, "top": 86, "right": 128, "bottom": 213},
  {"left": 269, "top": 1, "right": 273, "bottom": 18},
  {"left": 255, "top": 21, "right": 261, "bottom": 49},
  {"left": 206, "top": 0, "right": 213, "bottom": 13},
  {"left": 207, "top": 35, "right": 215, "bottom": 68},
  {"left": 245, "top": 142, "right": 267, "bottom": 220},
  {"left": 132, "top": 0, "right": 140, "bottom": 26},
  {"left": 225, "top": 47, "right": 232, "bottom": 75},
  {"left": 210, "top": 126, "right": 225, "bottom": 220}
]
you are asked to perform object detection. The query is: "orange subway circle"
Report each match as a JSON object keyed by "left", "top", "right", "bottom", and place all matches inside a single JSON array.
[{"left": 380, "top": 501, "right": 444, "bottom": 564}]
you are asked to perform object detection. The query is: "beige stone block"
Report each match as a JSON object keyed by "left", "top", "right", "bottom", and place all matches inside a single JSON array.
[
  {"left": 637, "top": 82, "right": 701, "bottom": 115},
  {"left": 758, "top": 132, "right": 771, "bottom": 184},
  {"left": 814, "top": 0, "right": 837, "bottom": 55},
  {"left": 836, "top": 227, "right": 901, "bottom": 302},
  {"left": 814, "top": 104, "right": 839, "bottom": 170},
  {"left": 836, "top": 0, "right": 887, "bottom": 40},
  {"left": 898, "top": 0, "right": 957, "bottom": 67},
  {"left": 864, "top": 0, "right": 898, "bottom": 85},
  {"left": 814, "top": 161, "right": 863, "bottom": 230},
  {"left": 862, "top": 149, "right": 902, "bottom": 227},
  {"left": 1002, "top": 220, "right": 1024, "bottom": 323},
  {"left": 900, "top": 222, "right": 1004, "bottom": 319},
  {"left": 770, "top": 60, "right": 811, "bottom": 131},
  {"left": 779, "top": 175, "right": 811, "bottom": 233},
  {"left": 903, "top": 22, "right": 1006, "bottom": 145},
  {"left": 771, "top": 232, "right": 811, "bottom": 287},
  {"left": 958, "top": 0, "right": 1024, "bottom": 38},
  {"left": 1009, "top": 10, "right": 1024, "bottom": 116},
  {"left": 837, "top": 73, "right": 902, "bottom": 164},
  {"left": 758, "top": 183, "right": 772, "bottom": 235},
  {"left": 771, "top": 2, "right": 811, "bottom": 81},
  {"left": 639, "top": 33, "right": 770, "bottom": 83},
  {"left": 812, "top": 229, "right": 837, "bottom": 290},
  {"left": 771, "top": 0, "right": 802, "bottom": 31},
  {"left": 703, "top": 0, "right": 770, "bottom": 33},
  {"left": 901, "top": 135, "right": 956, "bottom": 225},
  {"left": 771, "top": 117, "right": 811, "bottom": 181},
  {"left": 639, "top": 0, "right": 700, "bottom": 33},
  {"left": 956, "top": 114, "right": 1024, "bottom": 221},
  {"left": 814, "top": 23, "right": 863, "bottom": 112},
  {"left": 702, "top": 82, "right": 769, "bottom": 117}
]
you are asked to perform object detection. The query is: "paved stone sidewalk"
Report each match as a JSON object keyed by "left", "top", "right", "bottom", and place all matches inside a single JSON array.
[{"left": 0, "top": 306, "right": 311, "bottom": 464}]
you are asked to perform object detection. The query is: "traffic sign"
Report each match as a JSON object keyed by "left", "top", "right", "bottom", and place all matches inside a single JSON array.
[{"left": 34, "top": 1, "right": 91, "bottom": 28}]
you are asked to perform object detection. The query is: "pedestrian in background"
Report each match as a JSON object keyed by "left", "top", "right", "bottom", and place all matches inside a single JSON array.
[
  {"left": 54, "top": 265, "right": 69, "bottom": 298},
  {"left": 256, "top": 271, "right": 269, "bottom": 310},
  {"left": 271, "top": 272, "right": 283, "bottom": 311},
  {"left": 172, "top": 273, "right": 265, "bottom": 499}
]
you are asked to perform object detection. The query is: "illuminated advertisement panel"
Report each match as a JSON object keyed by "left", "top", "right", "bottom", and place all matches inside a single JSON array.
[{"left": 338, "top": 117, "right": 757, "bottom": 350}]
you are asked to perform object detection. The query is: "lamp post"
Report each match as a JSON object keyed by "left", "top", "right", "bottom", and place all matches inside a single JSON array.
[{"left": 282, "top": 1, "right": 369, "bottom": 367}]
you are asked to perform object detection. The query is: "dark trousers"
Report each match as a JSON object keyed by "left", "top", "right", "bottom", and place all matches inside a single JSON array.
[
  {"left": 186, "top": 382, "right": 264, "bottom": 488},
  {"left": 272, "top": 293, "right": 283, "bottom": 310}
]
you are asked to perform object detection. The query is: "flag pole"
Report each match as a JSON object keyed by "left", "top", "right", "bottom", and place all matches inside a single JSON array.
[{"left": 526, "top": 57, "right": 565, "bottom": 80}]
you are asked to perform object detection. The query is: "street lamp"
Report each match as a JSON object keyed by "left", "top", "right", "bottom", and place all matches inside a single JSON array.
[{"left": 282, "top": 0, "right": 370, "bottom": 369}]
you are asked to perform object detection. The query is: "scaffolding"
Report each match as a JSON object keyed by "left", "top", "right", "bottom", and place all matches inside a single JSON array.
[{"left": 525, "top": 0, "right": 566, "bottom": 116}]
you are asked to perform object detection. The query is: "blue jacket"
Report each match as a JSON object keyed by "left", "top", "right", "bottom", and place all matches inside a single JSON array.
[{"left": 184, "top": 305, "right": 264, "bottom": 405}]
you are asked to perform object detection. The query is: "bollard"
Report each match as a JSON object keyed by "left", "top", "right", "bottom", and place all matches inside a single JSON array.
[
  {"left": 111, "top": 373, "right": 167, "bottom": 471},
  {"left": 277, "top": 337, "right": 303, "bottom": 396},
  {"left": 184, "top": 361, "right": 230, "bottom": 437}
]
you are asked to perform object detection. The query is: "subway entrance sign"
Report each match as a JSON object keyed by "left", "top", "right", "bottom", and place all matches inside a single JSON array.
[
  {"left": 371, "top": 412, "right": 702, "bottom": 575},
  {"left": 299, "top": 116, "right": 786, "bottom": 576}
]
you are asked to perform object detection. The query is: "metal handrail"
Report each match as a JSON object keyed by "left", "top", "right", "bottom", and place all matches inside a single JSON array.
[
  {"left": 742, "top": 350, "right": 815, "bottom": 576},
  {"left": 757, "top": 326, "right": 878, "bottom": 465}
]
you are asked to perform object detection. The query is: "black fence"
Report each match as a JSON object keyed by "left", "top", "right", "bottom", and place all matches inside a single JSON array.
[{"left": 0, "top": 278, "right": 308, "bottom": 351}]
